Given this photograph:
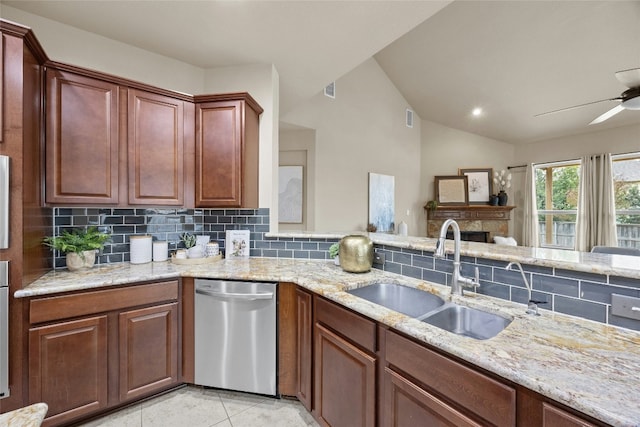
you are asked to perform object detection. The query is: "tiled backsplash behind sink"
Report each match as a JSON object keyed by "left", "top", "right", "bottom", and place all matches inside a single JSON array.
[{"left": 50, "top": 207, "right": 640, "bottom": 332}]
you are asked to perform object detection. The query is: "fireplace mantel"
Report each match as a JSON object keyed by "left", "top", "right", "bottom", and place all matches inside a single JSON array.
[{"left": 425, "top": 205, "right": 516, "bottom": 240}]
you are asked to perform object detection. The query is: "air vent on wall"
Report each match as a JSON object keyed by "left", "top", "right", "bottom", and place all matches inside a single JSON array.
[
  {"left": 324, "top": 82, "right": 335, "bottom": 99},
  {"left": 406, "top": 109, "right": 414, "bottom": 128}
]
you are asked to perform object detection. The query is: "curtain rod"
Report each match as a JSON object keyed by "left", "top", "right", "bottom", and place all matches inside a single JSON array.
[{"left": 507, "top": 165, "right": 526, "bottom": 170}]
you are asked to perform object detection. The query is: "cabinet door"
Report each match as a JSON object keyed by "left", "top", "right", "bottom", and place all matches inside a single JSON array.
[
  {"left": 314, "top": 323, "right": 375, "bottom": 427},
  {"left": 128, "top": 90, "right": 184, "bottom": 205},
  {"left": 542, "top": 403, "right": 597, "bottom": 427},
  {"left": 119, "top": 302, "right": 179, "bottom": 402},
  {"left": 29, "top": 316, "right": 108, "bottom": 426},
  {"left": 195, "top": 100, "right": 243, "bottom": 207},
  {"left": 296, "top": 288, "right": 313, "bottom": 411},
  {"left": 383, "top": 368, "right": 482, "bottom": 427},
  {"left": 195, "top": 97, "right": 259, "bottom": 208},
  {"left": 45, "top": 69, "right": 120, "bottom": 204}
]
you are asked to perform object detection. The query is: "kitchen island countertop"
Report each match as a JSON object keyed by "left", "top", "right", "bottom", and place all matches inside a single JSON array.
[{"left": 16, "top": 258, "right": 640, "bottom": 427}]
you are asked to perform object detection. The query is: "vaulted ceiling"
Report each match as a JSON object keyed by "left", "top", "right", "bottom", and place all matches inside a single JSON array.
[{"left": 3, "top": 0, "right": 640, "bottom": 144}]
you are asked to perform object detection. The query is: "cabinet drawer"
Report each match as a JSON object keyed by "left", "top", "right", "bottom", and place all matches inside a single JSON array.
[
  {"left": 385, "top": 330, "right": 515, "bottom": 426},
  {"left": 30, "top": 280, "right": 179, "bottom": 324},
  {"left": 315, "top": 297, "right": 376, "bottom": 353},
  {"left": 542, "top": 403, "right": 597, "bottom": 427}
]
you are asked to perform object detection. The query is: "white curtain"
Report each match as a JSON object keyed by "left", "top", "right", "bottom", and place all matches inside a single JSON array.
[
  {"left": 522, "top": 164, "right": 539, "bottom": 247},
  {"left": 575, "top": 153, "right": 618, "bottom": 252}
]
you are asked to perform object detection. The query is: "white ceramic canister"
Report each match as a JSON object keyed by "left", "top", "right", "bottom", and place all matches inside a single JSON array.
[
  {"left": 206, "top": 242, "right": 219, "bottom": 257},
  {"left": 153, "top": 240, "right": 168, "bottom": 262},
  {"left": 130, "top": 235, "right": 152, "bottom": 264},
  {"left": 398, "top": 221, "right": 408, "bottom": 236}
]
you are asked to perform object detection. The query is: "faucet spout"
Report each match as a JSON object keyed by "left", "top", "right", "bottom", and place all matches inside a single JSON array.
[
  {"left": 505, "top": 261, "right": 544, "bottom": 315},
  {"left": 435, "top": 219, "right": 479, "bottom": 296}
]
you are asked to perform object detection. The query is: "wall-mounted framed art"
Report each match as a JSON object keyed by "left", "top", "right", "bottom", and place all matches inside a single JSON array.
[
  {"left": 434, "top": 175, "right": 468, "bottom": 206},
  {"left": 368, "top": 172, "right": 395, "bottom": 232},
  {"left": 459, "top": 168, "right": 493, "bottom": 204},
  {"left": 278, "top": 165, "right": 303, "bottom": 223}
]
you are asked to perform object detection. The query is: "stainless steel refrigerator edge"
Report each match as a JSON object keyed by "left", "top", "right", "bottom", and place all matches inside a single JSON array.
[
  {"left": 0, "top": 155, "right": 10, "bottom": 399},
  {"left": 0, "top": 262, "right": 9, "bottom": 399},
  {"left": 0, "top": 155, "right": 9, "bottom": 249},
  {"left": 194, "top": 279, "right": 277, "bottom": 396}
]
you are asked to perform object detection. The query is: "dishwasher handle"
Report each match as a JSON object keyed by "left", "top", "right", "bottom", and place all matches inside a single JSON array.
[{"left": 196, "top": 288, "right": 274, "bottom": 301}]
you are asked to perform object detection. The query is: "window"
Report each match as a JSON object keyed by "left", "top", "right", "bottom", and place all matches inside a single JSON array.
[
  {"left": 534, "top": 161, "right": 581, "bottom": 249},
  {"left": 612, "top": 154, "right": 640, "bottom": 249}
]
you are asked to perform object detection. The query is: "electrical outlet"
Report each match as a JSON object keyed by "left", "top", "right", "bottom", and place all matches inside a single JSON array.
[
  {"left": 373, "top": 252, "right": 385, "bottom": 265},
  {"left": 611, "top": 294, "right": 640, "bottom": 321}
]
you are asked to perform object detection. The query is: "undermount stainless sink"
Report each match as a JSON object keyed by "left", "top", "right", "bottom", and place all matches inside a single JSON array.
[
  {"left": 347, "top": 283, "right": 444, "bottom": 318},
  {"left": 420, "top": 304, "right": 512, "bottom": 340},
  {"left": 347, "top": 283, "right": 511, "bottom": 340}
]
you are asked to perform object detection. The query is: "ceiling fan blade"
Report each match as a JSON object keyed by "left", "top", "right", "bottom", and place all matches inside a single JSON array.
[
  {"left": 589, "top": 104, "right": 625, "bottom": 125},
  {"left": 535, "top": 98, "right": 620, "bottom": 117},
  {"left": 615, "top": 68, "right": 640, "bottom": 89}
]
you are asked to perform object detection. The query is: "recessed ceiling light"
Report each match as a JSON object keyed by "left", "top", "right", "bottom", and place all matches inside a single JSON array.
[{"left": 472, "top": 107, "right": 483, "bottom": 117}]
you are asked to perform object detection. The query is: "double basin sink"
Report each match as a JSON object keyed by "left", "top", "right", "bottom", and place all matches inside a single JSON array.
[{"left": 347, "top": 283, "right": 511, "bottom": 340}]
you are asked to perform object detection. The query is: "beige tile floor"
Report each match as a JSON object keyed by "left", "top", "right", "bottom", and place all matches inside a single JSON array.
[{"left": 77, "top": 386, "right": 320, "bottom": 427}]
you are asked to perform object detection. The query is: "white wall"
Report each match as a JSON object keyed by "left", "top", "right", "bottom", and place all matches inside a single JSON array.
[
  {"left": 2, "top": 5, "right": 205, "bottom": 94},
  {"left": 420, "top": 120, "right": 516, "bottom": 236},
  {"left": 280, "top": 128, "right": 317, "bottom": 231},
  {"left": 515, "top": 123, "right": 640, "bottom": 164},
  {"left": 204, "top": 65, "right": 279, "bottom": 229},
  {"left": 2, "top": 6, "right": 279, "bottom": 227},
  {"left": 281, "top": 58, "right": 422, "bottom": 235}
]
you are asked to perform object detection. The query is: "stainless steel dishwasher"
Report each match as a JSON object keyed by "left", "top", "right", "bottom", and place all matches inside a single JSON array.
[{"left": 194, "top": 279, "right": 277, "bottom": 396}]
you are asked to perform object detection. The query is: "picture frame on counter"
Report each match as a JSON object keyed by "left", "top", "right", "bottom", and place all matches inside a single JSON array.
[
  {"left": 225, "top": 229, "right": 250, "bottom": 257},
  {"left": 434, "top": 175, "right": 468, "bottom": 206},
  {"left": 459, "top": 168, "right": 493, "bottom": 204}
]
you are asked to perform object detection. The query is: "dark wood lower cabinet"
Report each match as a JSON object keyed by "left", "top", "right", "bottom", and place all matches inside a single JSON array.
[
  {"left": 314, "top": 324, "right": 376, "bottom": 427},
  {"left": 384, "top": 329, "right": 516, "bottom": 426},
  {"left": 28, "top": 316, "right": 109, "bottom": 426},
  {"left": 542, "top": 403, "right": 598, "bottom": 427},
  {"left": 118, "top": 302, "right": 179, "bottom": 402},
  {"left": 384, "top": 368, "right": 481, "bottom": 427},
  {"left": 27, "top": 280, "right": 180, "bottom": 426},
  {"left": 296, "top": 287, "right": 313, "bottom": 411}
]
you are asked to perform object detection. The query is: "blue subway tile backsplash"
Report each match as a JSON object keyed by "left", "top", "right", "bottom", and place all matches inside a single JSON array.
[{"left": 49, "top": 207, "right": 640, "bottom": 332}]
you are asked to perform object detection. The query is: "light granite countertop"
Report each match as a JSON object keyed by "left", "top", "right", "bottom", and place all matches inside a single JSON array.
[
  {"left": 16, "top": 258, "right": 640, "bottom": 427},
  {"left": 0, "top": 402, "right": 48, "bottom": 427},
  {"left": 269, "top": 231, "right": 640, "bottom": 279}
]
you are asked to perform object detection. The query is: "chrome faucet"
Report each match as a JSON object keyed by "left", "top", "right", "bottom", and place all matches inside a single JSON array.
[
  {"left": 434, "top": 219, "right": 479, "bottom": 296},
  {"left": 505, "top": 261, "right": 546, "bottom": 315}
]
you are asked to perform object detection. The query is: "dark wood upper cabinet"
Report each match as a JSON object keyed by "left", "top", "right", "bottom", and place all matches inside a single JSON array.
[
  {"left": 195, "top": 94, "right": 262, "bottom": 208},
  {"left": 45, "top": 68, "right": 120, "bottom": 204},
  {"left": 44, "top": 64, "right": 260, "bottom": 208},
  {"left": 127, "top": 90, "right": 184, "bottom": 205}
]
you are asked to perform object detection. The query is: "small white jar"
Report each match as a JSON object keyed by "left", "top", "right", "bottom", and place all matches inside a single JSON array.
[{"left": 206, "top": 242, "right": 219, "bottom": 257}]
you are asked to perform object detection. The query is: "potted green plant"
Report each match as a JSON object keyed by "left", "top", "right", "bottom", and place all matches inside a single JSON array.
[
  {"left": 180, "top": 232, "right": 202, "bottom": 258},
  {"left": 424, "top": 200, "right": 438, "bottom": 212},
  {"left": 43, "top": 226, "right": 110, "bottom": 271},
  {"left": 329, "top": 243, "right": 340, "bottom": 265}
]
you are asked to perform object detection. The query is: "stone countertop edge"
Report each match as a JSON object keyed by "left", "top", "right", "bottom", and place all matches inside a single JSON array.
[
  {"left": 268, "top": 231, "right": 640, "bottom": 279},
  {"left": 16, "top": 258, "right": 640, "bottom": 427},
  {"left": 0, "top": 402, "right": 48, "bottom": 426}
]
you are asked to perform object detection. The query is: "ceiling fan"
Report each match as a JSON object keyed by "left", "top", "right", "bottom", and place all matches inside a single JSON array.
[{"left": 535, "top": 67, "right": 640, "bottom": 125}]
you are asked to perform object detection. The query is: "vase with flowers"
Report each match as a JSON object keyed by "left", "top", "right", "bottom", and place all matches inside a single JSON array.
[{"left": 493, "top": 169, "right": 512, "bottom": 206}]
